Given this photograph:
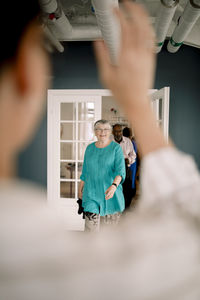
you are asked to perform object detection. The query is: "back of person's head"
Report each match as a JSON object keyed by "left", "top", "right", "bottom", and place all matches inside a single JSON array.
[
  {"left": 123, "top": 127, "right": 132, "bottom": 138},
  {"left": 0, "top": 0, "right": 50, "bottom": 168},
  {"left": 0, "top": 0, "right": 40, "bottom": 70}
]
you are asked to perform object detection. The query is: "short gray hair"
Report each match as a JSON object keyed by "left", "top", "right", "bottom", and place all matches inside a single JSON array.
[{"left": 94, "top": 119, "right": 112, "bottom": 130}]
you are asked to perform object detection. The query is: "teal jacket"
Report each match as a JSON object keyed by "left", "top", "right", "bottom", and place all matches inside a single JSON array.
[{"left": 80, "top": 141, "right": 126, "bottom": 216}]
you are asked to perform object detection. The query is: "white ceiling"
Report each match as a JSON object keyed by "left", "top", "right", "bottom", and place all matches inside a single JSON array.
[
  {"left": 45, "top": 0, "right": 200, "bottom": 50},
  {"left": 59, "top": 0, "right": 188, "bottom": 20},
  {"left": 60, "top": 0, "right": 188, "bottom": 17}
]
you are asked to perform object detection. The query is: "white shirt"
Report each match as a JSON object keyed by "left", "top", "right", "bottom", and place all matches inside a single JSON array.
[
  {"left": 112, "top": 135, "right": 136, "bottom": 165},
  {"left": 1, "top": 147, "right": 200, "bottom": 299},
  {"left": 140, "top": 147, "right": 200, "bottom": 215},
  {"left": 65, "top": 144, "right": 200, "bottom": 299}
]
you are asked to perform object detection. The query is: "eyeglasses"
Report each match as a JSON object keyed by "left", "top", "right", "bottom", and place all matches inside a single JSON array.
[{"left": 95, "top": 128, "right": 111, "bottom": 132}]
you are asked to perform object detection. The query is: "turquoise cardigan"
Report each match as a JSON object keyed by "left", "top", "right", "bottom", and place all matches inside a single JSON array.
[{"left": 80, "top": 141, "right": 126, "bottom": 216}]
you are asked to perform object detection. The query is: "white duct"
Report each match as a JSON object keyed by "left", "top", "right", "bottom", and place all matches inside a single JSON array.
[
  {"left": 48, "top": 10, "right": 72, "bottom": 38},
  {"left": 48, "top": 24, "right": 101, "bottom": 41},
  {"left": 70, "top": 15, "right": 97, "bottom": 25},
  {"left": 43, "top": 25, "right": 64, "bottom": 52},
  {"left": 91, "top": 0, "right": 120, "bottom": 65},
  {"left": 39, "top": 0, "right": 57, "bottom": 13},
  {"left": 39, "top": 0, "right": 72, "bottom": 44},
  {"left": 155, "top": 0, "right": 179, "bottom": 53},
  {"left": 69, "top": 25, "right": 101, "bottom": 41},
  {"left": 167, "top": 0, "right": 200, "bottom": 53}
]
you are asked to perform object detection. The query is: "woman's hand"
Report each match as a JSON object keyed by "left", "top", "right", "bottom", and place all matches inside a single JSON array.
[{"left": 105, "top": 185, "right": 117, "bottom": 200}]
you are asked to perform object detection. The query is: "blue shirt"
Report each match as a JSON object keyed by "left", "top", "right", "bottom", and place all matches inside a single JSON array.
[
  {"left": 130, "top": 139, "right": 137, "bottom": 189},
  {"left": 80, "top": 141, "right": 126, "bottom": 216}
]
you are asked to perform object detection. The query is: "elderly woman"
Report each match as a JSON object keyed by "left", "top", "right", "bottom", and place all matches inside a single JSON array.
[{"left": 78, "top": 119, "right": 126, "bottom": 232}]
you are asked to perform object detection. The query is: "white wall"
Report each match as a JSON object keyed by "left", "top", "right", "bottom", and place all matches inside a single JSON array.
[{"left": 102, "top": 96, "right": 130, "bottom": 127}]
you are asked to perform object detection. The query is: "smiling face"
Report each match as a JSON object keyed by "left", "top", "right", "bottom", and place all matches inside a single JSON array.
[{"left": 95, "top": 123, "right": 111, "bottom": 143}]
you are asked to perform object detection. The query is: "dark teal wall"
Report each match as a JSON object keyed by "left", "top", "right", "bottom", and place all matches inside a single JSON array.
[
  {"left": 51, "top": 41, "right": 101, "bottom": 89},
  {"left": 18, "top": 113, "right": 47, "bottom": 187},
  {"left": 155, "top": 42, "right": 200, "bottom": 168},
  {"left": 18, "top": 41, "right": 200, "bottom": 186}
]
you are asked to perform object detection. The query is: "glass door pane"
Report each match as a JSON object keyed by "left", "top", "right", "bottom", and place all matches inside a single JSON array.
[
  {"left": 78, "top": 122, "right": 94, "bottom": 141},
  {"left": 60, "top": 142, "right": 76, "bottom": 160},
  {"left": 60, "top": 182, "right": 75, "bottom": 198},
  {"left": 78, "top": 102, "right": 95, "bottom": 121},
  {"left": 60, "top": 162, "right": 76, "bottom": 179},
  {"left": 60, "top": 102, "right": 77, "bottom": 200},
  {"left": 61, "top": 123, "right": 76, "bottom": 140},
  {"left": 61, "top": 103, "right": 76, "bottom": 121},
  {"left": 78, "top": 142, "right": 89, "bottom": 160}
]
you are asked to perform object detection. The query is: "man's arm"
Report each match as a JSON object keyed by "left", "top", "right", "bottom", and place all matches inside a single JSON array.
[{"left": 127, "top": 138, "right": 136, "bottom": 165}]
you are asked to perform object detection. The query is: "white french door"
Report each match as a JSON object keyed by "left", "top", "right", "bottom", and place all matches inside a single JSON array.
[
  {"left": 48, "top": 87, "right": 169, "bottom": 231},
  {"left": 48, "top": 90, "right": 101, "bottom": 230}
]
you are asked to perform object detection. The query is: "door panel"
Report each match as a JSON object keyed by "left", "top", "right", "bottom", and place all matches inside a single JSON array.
[
  {"left": 150, "top": 87, "right": 170, "bottom": 141},
  {"left": 48, "top": 91, "right": 101, "bottom": 231}
]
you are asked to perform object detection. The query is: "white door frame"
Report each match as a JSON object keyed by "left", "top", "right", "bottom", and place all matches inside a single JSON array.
[{"left": 48, "top": 87, "right": 169, "bottom": 230}]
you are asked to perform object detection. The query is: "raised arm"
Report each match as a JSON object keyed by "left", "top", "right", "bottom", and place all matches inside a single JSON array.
[
  {"left": 94, "top": 1, "right": 171, "bottom": 158},
  {"left": 94, "top": 1, "right": 200, "bottom": 217},
  {"left": 127, "top": 138, "right": 136, "bottom": 165}
]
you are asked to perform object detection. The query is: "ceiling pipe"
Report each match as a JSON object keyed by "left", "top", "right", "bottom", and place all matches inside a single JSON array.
[
  {"left": 39, "top": 0, "right": 57, "bottom": 13},
  {"left": 155, "top": 0, "right": 179, "bottom": 53},
  {"left": 70, "top": 15, "right": 97, "bottom": 25},
  {"left": 46, "top": 24, "right": 101, "bottom": 41},
  {"left": 39, "top": 0, "right": 120, "bottom": 54},
  {"left": 66, "top": 25, "right": 101, "bottom": 41},
  {"left": 167, "top": 0, "right": 200, "bottom": 53},
  {"left": 47, "top": 10, "right": 72, "bottom": 38},
  {"left": 43, "top": 25, "right": 64, "bottom": 52},
  {"left": 91, "top": 0, "right": 120, "bottom": 65},
  {"left": 39, "top": 0, "right": 72, "bottom": 46}
]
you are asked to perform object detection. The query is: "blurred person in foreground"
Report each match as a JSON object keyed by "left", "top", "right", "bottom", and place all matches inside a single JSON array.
[
  {"left": 78, "top": 120, "right": 125, "bottom": 232},
  {"left": 1, "top": 1, "right": 200, "bottom": 300}
]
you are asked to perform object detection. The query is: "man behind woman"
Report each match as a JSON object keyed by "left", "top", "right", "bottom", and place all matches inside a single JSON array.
[{"left": 112, "top": 124, "right": 136, "bottom": 210}]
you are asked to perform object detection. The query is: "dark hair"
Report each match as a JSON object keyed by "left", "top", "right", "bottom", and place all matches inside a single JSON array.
[
  {"left": 113, "top": 123, "right": 122, "bottom": 129},
  {"left": 123, "top": 127, "right": 132, "bottom": 138},
  {"left": 0, "top": 0, "right": 40, "bottom": 69}
]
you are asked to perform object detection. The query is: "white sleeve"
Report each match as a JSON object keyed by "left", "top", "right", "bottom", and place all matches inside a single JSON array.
[
  {"left": 139, "top": 147, "right": 200, "bottom": 218},
  {"left": 127, "top": 139, "right": 136, "bottom": 165}
]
